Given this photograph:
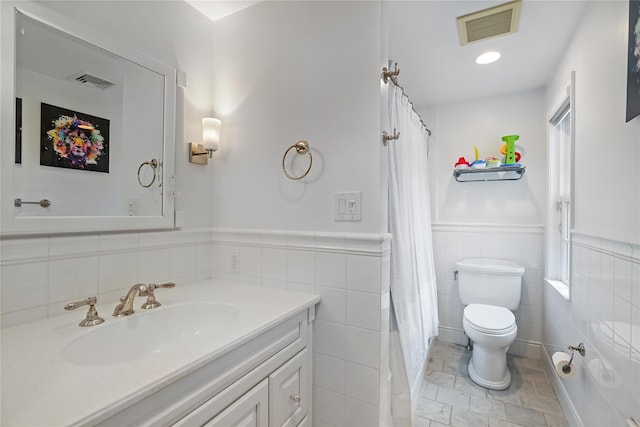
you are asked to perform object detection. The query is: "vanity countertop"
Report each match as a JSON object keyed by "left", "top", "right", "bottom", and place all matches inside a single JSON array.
[{"left": 0, "top": 280, "right": 320, "bottom": 427}]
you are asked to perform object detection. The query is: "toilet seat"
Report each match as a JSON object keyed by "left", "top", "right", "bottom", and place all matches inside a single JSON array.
[{"left": 464, "top": 303, "right": 516, "bottom": 335}]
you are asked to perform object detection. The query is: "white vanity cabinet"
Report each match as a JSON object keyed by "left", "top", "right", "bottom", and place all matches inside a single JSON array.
[
  {"left": 196, "top": 347, "right": 308, "bottom": 427},
  {"left": 96, "top": 308, "right": 313, "bottom": 427},
  {"left": 200, "top": 379, "right": 269, "bottom": 427},
  {"left": 1, "top": 281, "right": 321, "bottom": 427},
  {"left": 268, "top": 348, "right": 307, "bottom": 427}
]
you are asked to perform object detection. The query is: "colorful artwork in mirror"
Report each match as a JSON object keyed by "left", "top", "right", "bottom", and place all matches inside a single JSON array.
[{"left": 40, "top": 103, "right": 110, "bottom": 172}]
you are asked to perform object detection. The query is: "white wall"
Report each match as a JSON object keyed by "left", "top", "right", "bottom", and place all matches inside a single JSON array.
[
  {"left": 415, "top": 90, "right": 547, "bottom": 356},
  {"left": 209, "top": 1, "right": 385, "bottom": 233},
  {"left": 432, "top": 224, "right": 544, "bottom": 359},
  {"left": 206, "top": 5, "right": 393, "bottom": 425},
  {"left": 542, "top": 2, "right": 640, "bottom": 426},
  {"left": 420, "top": 89, "right": 547, "bottom": 226},
  {"left": 546, "top": 2, "right": 640, "bottom": 245}
]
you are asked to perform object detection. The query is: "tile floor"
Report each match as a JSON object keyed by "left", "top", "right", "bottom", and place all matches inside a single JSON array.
[{"left": 413, "top": 340, "right": 569, "bottom": 427}]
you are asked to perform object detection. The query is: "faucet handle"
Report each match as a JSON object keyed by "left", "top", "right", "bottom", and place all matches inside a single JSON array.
[
  {"left": 64, "top": 296, "right": 105, "bottom": 327},
  {"left": 141, "top": 282, "right": 175, "bottom": 309},
  {"left": 148, "top": 282, "right": 176, "bottom": 291}
]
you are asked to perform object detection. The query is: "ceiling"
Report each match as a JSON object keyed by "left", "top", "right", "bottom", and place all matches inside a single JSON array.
[
  {"left": 186, "top": 0, "right": 261, "bottom": 21},
  {"left": 384, "top": 1, "right": 588, "bottom": 106},
  {"left": 186, "top": 0, "right": 588, "bottom": 107}
]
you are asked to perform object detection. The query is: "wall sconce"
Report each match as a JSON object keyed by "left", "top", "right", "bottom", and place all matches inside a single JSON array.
[{"left": 189, "top": 117, "right": 221, "bottom": 165}]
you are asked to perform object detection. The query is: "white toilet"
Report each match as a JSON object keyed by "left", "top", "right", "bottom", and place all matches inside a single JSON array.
[{"left": 456, "top": 258, "right": 525, "bottom": 390}]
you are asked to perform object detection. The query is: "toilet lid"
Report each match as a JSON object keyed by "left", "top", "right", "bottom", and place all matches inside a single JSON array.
[{"left": 464, "top": 304, "right": 516, "bottom": 335}]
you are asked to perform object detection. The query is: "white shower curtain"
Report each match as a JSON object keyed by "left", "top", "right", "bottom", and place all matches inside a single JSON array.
[{"left": 387, "top": 83, "right": 439, "bottom": 424}]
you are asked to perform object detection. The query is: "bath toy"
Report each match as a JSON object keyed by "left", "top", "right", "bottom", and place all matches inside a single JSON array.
[
  {"left": 470, "top": 146, "right": 486, "bottom": 168},
  {"left": 501, "top": 135, "right": 519, "bottom": 165},
  {"left": 485, "top": 156, "right": 500, "bottom": 168},
  {"left": 500, "top": 145, "right": 522, "bottom": 162},
  {"left": 454, "top": 157, "right": 470, "bottom": 169}
]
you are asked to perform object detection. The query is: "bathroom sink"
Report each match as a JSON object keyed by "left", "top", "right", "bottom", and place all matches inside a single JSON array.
[{"left": 62, "top": 303, "right": 239, "bottom": 366}]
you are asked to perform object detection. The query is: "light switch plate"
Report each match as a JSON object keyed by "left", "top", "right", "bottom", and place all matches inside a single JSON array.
[{"left": 334, "top": 192, "right": 362, "bottom": 221}]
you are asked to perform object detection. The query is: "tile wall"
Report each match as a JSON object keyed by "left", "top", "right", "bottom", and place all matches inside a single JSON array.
[
  {"left": 0, "top": 228, "right": 392, "bottom": 427},
  {"left": 0, "top": 229, "right": 213, "bottom": 327},
  {"left": 432, "top": 223, "right": 545, "bottom": 359},
  {"left": 210, "top": 229, "right": 392, "bottom": 427},
  {"left": 543, "top": 232, "right": 639, "bottom": 427}
]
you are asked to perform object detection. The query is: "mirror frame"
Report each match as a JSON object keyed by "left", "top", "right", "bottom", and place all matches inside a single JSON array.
[{"left": 1, "top": 1, "right": 176, "bottom": 236}]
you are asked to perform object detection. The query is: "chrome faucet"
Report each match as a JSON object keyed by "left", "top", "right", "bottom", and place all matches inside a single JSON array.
[{"left": 113, "top": 282, "right": 175, "bottom": 317}]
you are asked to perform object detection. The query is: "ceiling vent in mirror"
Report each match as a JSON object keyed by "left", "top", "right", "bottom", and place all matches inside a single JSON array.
[
  {"left": 457, "top": 0, "right": 521, "bottom": 46},
  {"left": 70, "top": 72, "right": 115, "bottom": 89}
]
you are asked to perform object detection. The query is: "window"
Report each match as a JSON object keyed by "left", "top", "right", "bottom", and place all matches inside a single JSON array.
[{"left": 546, "top": 72, "right": 574, "bottom": 300}]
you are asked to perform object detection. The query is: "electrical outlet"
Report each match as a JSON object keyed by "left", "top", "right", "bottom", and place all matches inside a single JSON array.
[
  {"left": 231, "top": 251, "right": 240, "bottom": 273},
  {"left": 127, "top": 197, "right": 139, "bottom": 216}
]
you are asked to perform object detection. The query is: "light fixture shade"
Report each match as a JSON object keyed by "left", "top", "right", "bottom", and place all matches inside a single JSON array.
[{"left": 202, "top": 117, "right": 221, "bottom": 152}]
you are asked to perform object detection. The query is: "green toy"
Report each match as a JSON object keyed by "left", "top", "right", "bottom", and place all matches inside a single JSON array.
[{"left": 501, "top": 135, "right": 519, "bottom": 165}]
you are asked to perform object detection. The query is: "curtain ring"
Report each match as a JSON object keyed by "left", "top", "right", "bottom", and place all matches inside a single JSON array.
[
  {"left": 137, "top": 158, "right": 159, "bottom": 188},
  {"left": 282, "top": 140, "right": 312, "bottom": 180}
]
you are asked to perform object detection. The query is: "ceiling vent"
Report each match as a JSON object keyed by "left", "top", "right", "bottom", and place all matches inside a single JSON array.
[
  {"left": 457, "top": 0, "right": 522, "bottom": 46},
  {"left": 70, "top": 72, "right": 115, "bottom": 89}
]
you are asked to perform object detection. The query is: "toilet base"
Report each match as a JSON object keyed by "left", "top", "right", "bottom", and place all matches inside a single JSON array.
[{"left": 468, "top": 357, "right": 511, "bottom": 390}]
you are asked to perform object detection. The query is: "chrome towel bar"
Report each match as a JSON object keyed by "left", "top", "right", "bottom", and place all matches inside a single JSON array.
[{"left": 14, "top": 198, "right": 51, "bottom": 208}]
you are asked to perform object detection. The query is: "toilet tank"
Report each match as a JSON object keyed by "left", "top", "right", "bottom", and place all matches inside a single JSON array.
[{"left": 456, "top": 258, "right": 524, "bottom": 311}]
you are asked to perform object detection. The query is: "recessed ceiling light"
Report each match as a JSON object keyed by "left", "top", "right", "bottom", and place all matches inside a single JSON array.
[{"left": 476, "top": 51, "right": 501, "bottom": 65}]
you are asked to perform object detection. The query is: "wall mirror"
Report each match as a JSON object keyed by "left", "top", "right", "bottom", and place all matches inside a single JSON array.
[{"left": 1, "top": 3, "right": 176, "bottom": 235}]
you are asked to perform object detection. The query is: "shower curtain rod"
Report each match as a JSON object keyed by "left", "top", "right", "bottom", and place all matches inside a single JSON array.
[{"left": 382, "top": 62, "right": 432, "bottom": 136}]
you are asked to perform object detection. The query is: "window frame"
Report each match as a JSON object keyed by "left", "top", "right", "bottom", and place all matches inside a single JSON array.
[{"left": 545, "top": 71, "right": 575, "bottom": 300}]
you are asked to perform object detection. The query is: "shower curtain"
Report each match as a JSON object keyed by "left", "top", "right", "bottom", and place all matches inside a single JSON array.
[{"left": 387, "top": 83, "right": 439, "bottom": 424}]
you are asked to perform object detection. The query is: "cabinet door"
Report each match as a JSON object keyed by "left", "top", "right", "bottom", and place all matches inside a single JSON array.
[
  {"left": 269, "top": 349, "right": 308, "bottom": 427},
  {"left": 204, "top": 379, "right": 269, "bottom": 427}
]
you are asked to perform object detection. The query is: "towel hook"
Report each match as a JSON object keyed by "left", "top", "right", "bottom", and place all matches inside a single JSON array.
[
  {"left": 382, "top": 62, "right": 400, "bottom": 84},
  {"left": 282, "top": 140, "right": 313, "bottom": 180},
  {"left": 382, "top": 128, "right": 400, "bottom": 146}
]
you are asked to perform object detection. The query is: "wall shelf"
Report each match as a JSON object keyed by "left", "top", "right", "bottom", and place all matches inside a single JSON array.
[{"left": 453, "top": 165, "right": 526, "bottom": 182}]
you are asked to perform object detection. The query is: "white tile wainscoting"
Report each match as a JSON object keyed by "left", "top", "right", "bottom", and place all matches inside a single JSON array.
[
  {"left": 432, "top": 223, "right": 545, "bottom": 359},
  {"left": 543, "top": 232, "right": 639, "bottom": 427},
  {"left": 0, "top": 228, "right": 393, "bottom": 427},
  {"left": 1, "top": 229, "right": 214, "bottom": 327},
  {"left": 210, "top": 229, "right": 392, "bottom": 427}
]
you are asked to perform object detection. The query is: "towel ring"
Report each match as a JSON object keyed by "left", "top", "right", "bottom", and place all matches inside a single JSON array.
[
  {"left": 282, "top": 140, "right": 312, "bottom": 180},
  {"left": 137, "top": 158, "right": 159, "bottom": 188}
]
